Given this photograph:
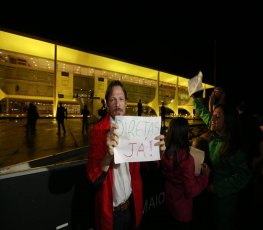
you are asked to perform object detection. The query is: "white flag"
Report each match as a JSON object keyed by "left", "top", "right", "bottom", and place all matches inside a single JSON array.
[{"left": 188, "top": 71, "right": 203, "bottom": 96}]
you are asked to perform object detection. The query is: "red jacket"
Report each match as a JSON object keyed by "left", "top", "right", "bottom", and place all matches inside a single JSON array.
[
  {"left": 161, "top": 148, "right": 208, "bottom": 222},
  {"left": 86, "top": 113, "right": 143, "bottom": 230}
]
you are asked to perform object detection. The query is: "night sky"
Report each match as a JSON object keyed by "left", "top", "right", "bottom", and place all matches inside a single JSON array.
[{"left": 1, "top": 5, "right": 262, "bottom": 113}]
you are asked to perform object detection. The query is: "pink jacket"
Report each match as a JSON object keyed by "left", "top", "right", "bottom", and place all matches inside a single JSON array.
[
  {"left": 161, "top": 148, "right": 208, "bottom": 222},
  {"left": 86, "top": 113, "right": 143, "bottom": 230}
]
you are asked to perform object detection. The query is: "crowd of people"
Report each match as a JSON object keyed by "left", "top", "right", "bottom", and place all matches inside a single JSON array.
[
  {"left": 85, "top": 80, "right": 263, "bottom": 230},
  {"left": 24, "top": 80, "right": 262, "bottom": 230}
]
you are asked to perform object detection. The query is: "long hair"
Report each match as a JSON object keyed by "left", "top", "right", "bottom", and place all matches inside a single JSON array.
[
  {"left": 214, "top": 103, "right": 244, "bottom": 161},
  {"left": 165, "top": 117, "right": 190, "bottom": 168},
  {"left": 105, "top": 80, "right": 128, "bottom": 103}
]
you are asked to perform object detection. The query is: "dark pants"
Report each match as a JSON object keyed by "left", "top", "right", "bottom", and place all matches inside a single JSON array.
[
  {"left": 113, "top": 197, "right": 136, "bottom": 230},
  {"left": 82, "top": 118, "right": 88, "bottom": 133},
  {"left": 27, "top": 119, "right": 37, "bottom": 133},
  {"left": 113, "top": 209, "right": 133, "bottom": 230},
  {"left": 57, "top": 119, "right": 66, "bottom": 134}
]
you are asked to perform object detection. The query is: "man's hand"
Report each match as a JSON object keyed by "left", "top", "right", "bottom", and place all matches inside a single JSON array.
[
  {"left": 101, "top": 124, "right": 119, "bottom": 170},
  {"left": 106, "top": 123, "right": 119, "bottom": 156}
]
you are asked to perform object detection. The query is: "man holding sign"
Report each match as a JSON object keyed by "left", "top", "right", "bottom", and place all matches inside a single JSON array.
[{"left": 86, "top": 80, "right": 166, "bottom": 230}]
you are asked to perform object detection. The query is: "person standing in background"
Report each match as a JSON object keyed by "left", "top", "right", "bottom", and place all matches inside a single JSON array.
[
  {"left": 56, "top": 102, "right": 67, "bottom": 135},
  {"left": 98, "top": 99, "right": 107, "bottom": 121},
  {"left": 236, "top": 99, "right": 262, "bottom": 169},
  {"left": 161, "top": 117, "right": 210, "bottom": 230},
  {"left": 86, "top": 80, "right": 166, "bottom": 230},
  {"left": 235, "top": 98, "right": 262, "bottom": 230},
  {"left": 137, "top": 99, "right": 143, "bottom": 116},
  {"left": 26, "top": 103, "right": 39, "bottom": 133}
]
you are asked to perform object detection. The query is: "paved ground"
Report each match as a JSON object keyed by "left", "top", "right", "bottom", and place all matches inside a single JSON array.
[
  {"left": 0, "top": 116, "right": 206, "bottom": 175},
  {"left": 0, "top": 118, "right": 91, "bottom": 172}
]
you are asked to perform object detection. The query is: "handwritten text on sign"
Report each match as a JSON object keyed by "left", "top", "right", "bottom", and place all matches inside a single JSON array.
[{"left": 114, "top": 116, "right": 161, "bottom": 163}]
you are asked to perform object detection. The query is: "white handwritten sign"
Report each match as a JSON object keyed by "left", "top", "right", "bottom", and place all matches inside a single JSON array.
[{"left": 114, "top": 116, "right": 161, "bottom": 163}]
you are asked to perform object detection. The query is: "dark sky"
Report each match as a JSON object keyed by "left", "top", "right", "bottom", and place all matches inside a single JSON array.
[{"left": 1, "top": 5, "right": 262, "bottom": 113}]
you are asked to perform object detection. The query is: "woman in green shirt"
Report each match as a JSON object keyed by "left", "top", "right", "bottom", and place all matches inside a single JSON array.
[{"left": 192, "top": 96, "right": 251, "bottom": 230}]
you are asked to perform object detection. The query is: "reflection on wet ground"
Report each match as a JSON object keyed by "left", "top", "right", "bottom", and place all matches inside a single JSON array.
[
  {"left": 0, "top": 117, "right": 206, "bottom": 171},
  {"left": 0, "top": 118, "right": 90, "bottom": 169}
]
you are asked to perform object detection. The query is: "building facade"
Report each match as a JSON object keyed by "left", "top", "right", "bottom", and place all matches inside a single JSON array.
[{"left": 0, "top": 30, "right": 214, "bottom": 120}]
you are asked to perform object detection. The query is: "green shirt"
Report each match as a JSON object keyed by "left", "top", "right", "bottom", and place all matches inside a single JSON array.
[{"left": 193, "top": 98, "right": 251, "bottom": 198}]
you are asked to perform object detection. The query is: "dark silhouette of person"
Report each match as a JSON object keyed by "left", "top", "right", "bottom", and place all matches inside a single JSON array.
[
  {"left": 81, "top": 104, "right": 90, "bottom": 134},
  {"left": 98, "top": 99, "right": 107, "bottom": 121},
  {"left": 56, "top": 102, "right": 67, "bottom": 135},
  {"left": 137, "top": 99, "right": 143, "bottom": 116},
  {"left": 236, "top": 99, "right": 262, "bottom": 169},
  {"left": 160, "top": 102, "right": 166, "bottom": 128},
  {"left": 236, "top": 99, "right": 262, "bottom": 230},
  {"left": 26, "top": 103, "right": 39, "bottom": 133}
]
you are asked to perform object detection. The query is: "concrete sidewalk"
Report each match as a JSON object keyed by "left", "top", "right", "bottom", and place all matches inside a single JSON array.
[{"left": 0, "top": 118, "right": 90, "bottom": 172}]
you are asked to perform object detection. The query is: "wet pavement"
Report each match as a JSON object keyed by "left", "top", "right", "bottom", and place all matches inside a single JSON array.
[
  {"left": 0, "top": 118, "right": 91, "bottom": 171},
  {"left": 0, "top": 116, "right": 206, "bottom": 175}
]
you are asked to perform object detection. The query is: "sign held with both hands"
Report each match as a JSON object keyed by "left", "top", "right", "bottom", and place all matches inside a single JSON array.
[{"left": 114, "top": 116, "right": 161, "bottom": 163}]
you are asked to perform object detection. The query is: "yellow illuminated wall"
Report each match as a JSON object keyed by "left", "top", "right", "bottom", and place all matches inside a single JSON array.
[{"left": 0, "top": 30, "right": 215, "bottom": 117}]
